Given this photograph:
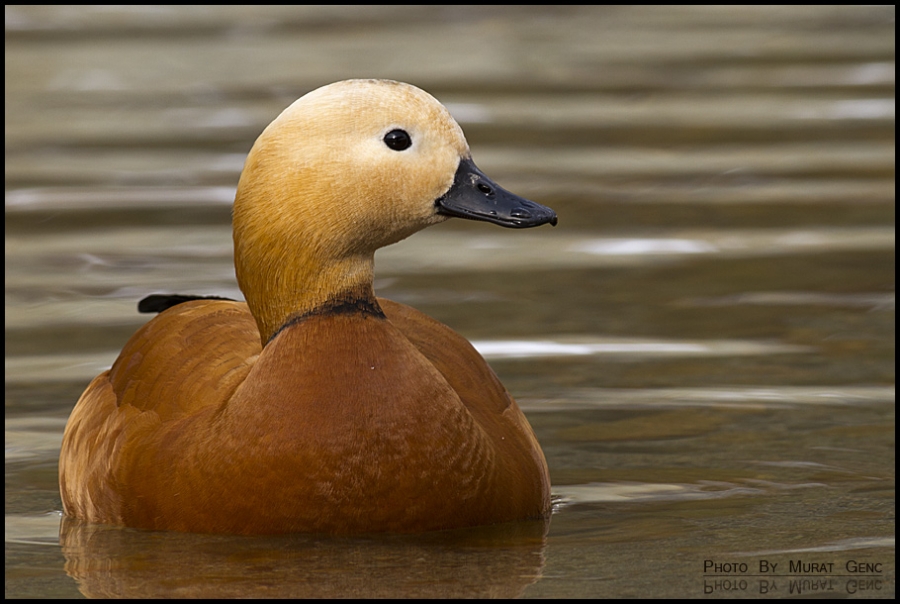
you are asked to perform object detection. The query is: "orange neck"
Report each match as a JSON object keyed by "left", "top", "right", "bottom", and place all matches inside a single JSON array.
[{"left": 233, "top": 227, "right": 377, "bottom": 346}]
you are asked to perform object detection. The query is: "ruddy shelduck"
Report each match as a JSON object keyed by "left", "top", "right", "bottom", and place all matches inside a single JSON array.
[{"left": 59, "top": 79, "right": 557, "bottom": 534}]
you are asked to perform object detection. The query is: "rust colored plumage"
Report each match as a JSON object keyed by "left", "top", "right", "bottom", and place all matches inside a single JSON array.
[{"left": 59, "top": 80, "right": 555, "bottom": 534}]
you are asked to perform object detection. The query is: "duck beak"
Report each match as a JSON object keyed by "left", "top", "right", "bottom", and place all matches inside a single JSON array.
[{"left": 435, "top": 158, "right": 557, "bottom": 228}]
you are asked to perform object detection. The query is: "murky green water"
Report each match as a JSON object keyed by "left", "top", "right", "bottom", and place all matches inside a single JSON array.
[{"left": 5, "top": 6, "right": 894, "bottom": 598}]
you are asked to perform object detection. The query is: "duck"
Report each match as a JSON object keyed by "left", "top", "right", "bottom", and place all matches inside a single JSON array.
[{"left": 59, "top": 79, "right": 556, "bottom": 535}]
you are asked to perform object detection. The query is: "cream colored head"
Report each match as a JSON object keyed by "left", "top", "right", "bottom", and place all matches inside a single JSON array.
[{"left": 233, "top": 79, "right": 471, "bottom": 343}]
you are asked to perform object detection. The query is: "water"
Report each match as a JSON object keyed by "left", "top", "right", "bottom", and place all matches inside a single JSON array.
[{"left": 5, "top": 5, "right": 894, "bottom": 598}]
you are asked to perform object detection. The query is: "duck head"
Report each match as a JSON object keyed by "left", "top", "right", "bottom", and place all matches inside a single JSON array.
[{"left": 233, "top": 79, "right": 557, "bottom": 344}]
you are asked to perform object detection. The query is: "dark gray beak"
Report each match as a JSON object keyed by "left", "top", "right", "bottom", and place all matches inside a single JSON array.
[{"left": 435, "top": 158, "right": 557, "bottom": 228}]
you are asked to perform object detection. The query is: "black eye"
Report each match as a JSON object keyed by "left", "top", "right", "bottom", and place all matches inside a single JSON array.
[{"left": 383, "top": 129, "right": 412, "bottom": 151}]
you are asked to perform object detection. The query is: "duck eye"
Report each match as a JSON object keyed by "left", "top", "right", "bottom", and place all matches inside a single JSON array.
[{"left": 383, "top": 129, "right": 412, "bottom": 151}]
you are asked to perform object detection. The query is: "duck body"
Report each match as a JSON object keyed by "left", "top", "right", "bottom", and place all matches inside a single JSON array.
[{"left": 60, "top": 80, "right": 555, "bottom": 535}]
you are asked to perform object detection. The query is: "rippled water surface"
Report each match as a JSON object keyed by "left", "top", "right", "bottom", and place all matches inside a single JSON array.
[{"left": 5, "top": 6, "right": 894, "bottom": 598}]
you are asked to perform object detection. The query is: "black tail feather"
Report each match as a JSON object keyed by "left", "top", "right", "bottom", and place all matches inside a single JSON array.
[{"left": 138, "top": 294, "right": 236, "bottom": 314}]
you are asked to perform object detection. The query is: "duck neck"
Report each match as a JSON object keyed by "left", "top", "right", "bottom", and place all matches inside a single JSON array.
[{"left": 235, "top": 244, "right": 379, "bottom": 346}]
